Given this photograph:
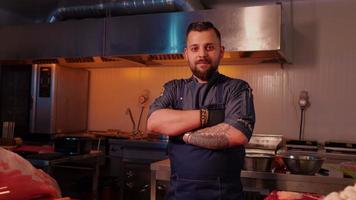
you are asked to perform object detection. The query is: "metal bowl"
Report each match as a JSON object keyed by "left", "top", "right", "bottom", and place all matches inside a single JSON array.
[
  {"left": 282, "top": 154, "right": 324, "bottom": 175},
  {"left": 244, "top": 154, "right": 274, "bottom": 172}
]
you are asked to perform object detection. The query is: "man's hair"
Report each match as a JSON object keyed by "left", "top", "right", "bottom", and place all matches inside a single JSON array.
[{"left": 186, "top": 21, "right": 221, "bottom": 42}]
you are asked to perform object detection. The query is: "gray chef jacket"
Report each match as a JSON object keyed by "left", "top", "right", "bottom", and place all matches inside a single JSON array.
[
  {"left": 149, "top": 71, "right": 255, "bottom": 178},
  {"left": 149, "top": 71, "right": 255, "bottom": 139}
]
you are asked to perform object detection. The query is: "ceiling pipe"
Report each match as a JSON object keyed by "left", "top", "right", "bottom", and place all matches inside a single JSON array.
[
  {"left": 174, "top": 0, "right": 204, "bottom": 11},
  {"left": 47, "top": 0, "right": 204, "bottom": 23}
]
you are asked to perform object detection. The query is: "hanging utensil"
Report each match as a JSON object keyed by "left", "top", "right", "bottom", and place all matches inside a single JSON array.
[
  {"left": 136, "top": 106, "right": 144, "bottom": 134},
  {"left": 125, "top": 108, "right": 136, "bottom": 133},
  {"left": 135, "top": 90, "right": 150, "bottom": 134},
  {"left": 298, "top": 91, "right": 310, "bottom": 140}
]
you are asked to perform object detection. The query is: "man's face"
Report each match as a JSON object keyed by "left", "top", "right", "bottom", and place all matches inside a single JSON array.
[{"left": 184, "top": 29, "right": 224, "bottom": 82}]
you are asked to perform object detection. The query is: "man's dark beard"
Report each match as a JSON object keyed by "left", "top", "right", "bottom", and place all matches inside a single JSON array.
[{"left": 191, "top": 65, "right": 217, "bottom": 81}]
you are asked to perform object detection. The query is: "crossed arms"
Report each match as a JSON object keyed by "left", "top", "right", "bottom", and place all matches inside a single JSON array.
[{"left": 146, "top": 109, "right": 248, "bottom": 149}]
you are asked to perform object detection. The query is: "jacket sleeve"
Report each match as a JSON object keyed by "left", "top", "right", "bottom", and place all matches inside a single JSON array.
[
  {"left": 224, "top": 81, "right": 256, "bottom": 140},
  {"left": 147, "top": 80, "right": 177, "bottom": 118}
]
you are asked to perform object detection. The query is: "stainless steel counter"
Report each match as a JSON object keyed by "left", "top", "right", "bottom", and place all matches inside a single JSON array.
[{"left": 150, "top": 159, "right": 355, "bottom": 200}]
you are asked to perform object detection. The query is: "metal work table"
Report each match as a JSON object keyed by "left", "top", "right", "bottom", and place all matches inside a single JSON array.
[
  {"left": 28, "top": 151, "right": 104, "bottom": 171},
  {"left": 150, "top": 159, "right": 355, "bottom": 200},
  {"left": 109, "top": 138, "right": 168, "bottom": 200},
  {"left": 27, "top": 151, "right": 105, "bottom": 200}
]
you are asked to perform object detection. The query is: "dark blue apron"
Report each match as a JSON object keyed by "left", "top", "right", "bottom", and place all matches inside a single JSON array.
[{"left": 165, "top": 79, "right": 245, "bottom": 200}]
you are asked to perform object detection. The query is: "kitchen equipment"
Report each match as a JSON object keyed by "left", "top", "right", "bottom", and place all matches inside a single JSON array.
[
  {"left": 286, "top": 139, "right": 319, "bottom": 151},
  {"left": 54, "top": 136, "right": 93, "bottom": 155},
  {"left": 298, "top": 91, "right": 310, "bottom": 140},
  {"left": 126, "top": 108, "right": 136, "bottom": 133},
  {"left": 29, "top": 64, "right": 89, "bottom": 134},
  {"left": 1, "top": 121, "right": 16, "bottom": 146},
  {"left": 26, "top": 152, "right": 65, "bottom": 160},
  {"left": 244, "top": 154, "right": 274, "bottom": 172},
  {"left": 135, "top": 90, "right": 150, "bottom": 136},
  {"left": 109, "top": 138, "right": 168, "bottom": 200},
  {"left": 245, "top": 134, "right": 283, "bottom": 155},
  {"left": 282, "top": 154, "right": 324, "bottom": 175},
  {"left": 125, "top": 90, "right": 150, "bottom": 137},
  {"left": 324, "top": 140, "right": 356, "bottom": 154},
  {"left": 243, "top": 134, "right": 282, "bottom": 172},
  {"left": 0, "top": 4, "right": 292, "bottom": 66},
  {"left": 2, "top": 121, "right": 15, "bottom": 139}
]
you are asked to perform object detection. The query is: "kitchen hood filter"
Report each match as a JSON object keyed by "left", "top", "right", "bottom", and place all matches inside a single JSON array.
[
  {"left": 149, "top": 54, "right": 184, "bottom": 60},
  {"left": 64, "top": 57, "right": 95, "bottom": 63},
  {"left": 33, "top": 59, "right": 59, "bottom": 64}
]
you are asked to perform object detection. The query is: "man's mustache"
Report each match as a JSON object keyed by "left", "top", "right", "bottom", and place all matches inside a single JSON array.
[{"left": 195, "top": 59, "right": 211, "bottom": 64}]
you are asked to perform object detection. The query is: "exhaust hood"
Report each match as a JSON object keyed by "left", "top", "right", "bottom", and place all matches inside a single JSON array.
[{"left": 0, "top": 4, "right": 292, "bottom": 67}]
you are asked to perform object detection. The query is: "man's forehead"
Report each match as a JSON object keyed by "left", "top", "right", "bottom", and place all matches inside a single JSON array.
[
  {"left": 187, "top": 42, "right": 215, "bottom": 47},
  {"left": 186, "top": 30, "right": 220, "bottom": 45}
]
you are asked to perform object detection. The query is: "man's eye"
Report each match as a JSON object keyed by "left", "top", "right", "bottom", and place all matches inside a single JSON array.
[
  {"left": 206, "top": 45, "right": 215, "bottom": 51},
  {"left": 191, "top": 47, "right": 199, "bottom": 52}
]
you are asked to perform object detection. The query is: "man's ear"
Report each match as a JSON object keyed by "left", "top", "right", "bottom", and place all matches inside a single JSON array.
[
  {"left": 220, "top": 46, "right": 225, "bottom": 59},
  {"left": 184, "top": 47, "right": 188, "bottom": 59}
]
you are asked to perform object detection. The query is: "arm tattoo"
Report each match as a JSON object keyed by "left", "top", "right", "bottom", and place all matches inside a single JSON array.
[{"left": 187, "top": 123, "right": 231, "bottom": 149}]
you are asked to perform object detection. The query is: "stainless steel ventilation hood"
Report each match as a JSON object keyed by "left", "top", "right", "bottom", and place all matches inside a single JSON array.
[{"left": 0, "top": 4, "right": 292, "bottom": 67}]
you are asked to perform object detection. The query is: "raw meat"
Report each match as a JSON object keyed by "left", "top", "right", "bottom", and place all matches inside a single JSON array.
[
  {"left": 265, "top": 190, "right": 323, "bottom": 200},
  {"left": 0, "top": 147, "right": 61, "bottom": 200}
]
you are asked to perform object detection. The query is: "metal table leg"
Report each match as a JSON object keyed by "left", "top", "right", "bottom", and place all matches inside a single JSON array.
[{"left": 150, "top": 170, "right": 157, "bottom": 200}]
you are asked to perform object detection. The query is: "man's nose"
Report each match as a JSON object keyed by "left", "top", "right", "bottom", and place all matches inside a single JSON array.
[{"left": 198, "top": 48, "right": 208, "bottom": 57}]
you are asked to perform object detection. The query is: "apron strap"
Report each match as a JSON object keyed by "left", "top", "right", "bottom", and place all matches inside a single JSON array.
[
  {"left": 216, "top": 80, "right": 224, "bottom": 105},
  {"left": 175, "top": 81, "right": 185, "bottom": 110}
]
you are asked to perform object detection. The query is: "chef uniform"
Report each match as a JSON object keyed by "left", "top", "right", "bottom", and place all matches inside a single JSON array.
[{"left": 149, "top": 71, "right": 255, "bottom": 200}]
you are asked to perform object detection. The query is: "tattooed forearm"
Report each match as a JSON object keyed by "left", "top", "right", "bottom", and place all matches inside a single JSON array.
[{"left": 185, "top": 123, "right": 231, "bottom": 149}]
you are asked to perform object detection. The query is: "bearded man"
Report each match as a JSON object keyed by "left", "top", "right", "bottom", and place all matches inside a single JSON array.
[{"left": 147, "top": 21, "right": 256, "bottom": 200}]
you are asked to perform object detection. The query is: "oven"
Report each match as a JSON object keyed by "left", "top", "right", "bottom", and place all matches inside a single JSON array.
[{"left": 30, "top": 64, "right": 89, "bottom": 135}]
